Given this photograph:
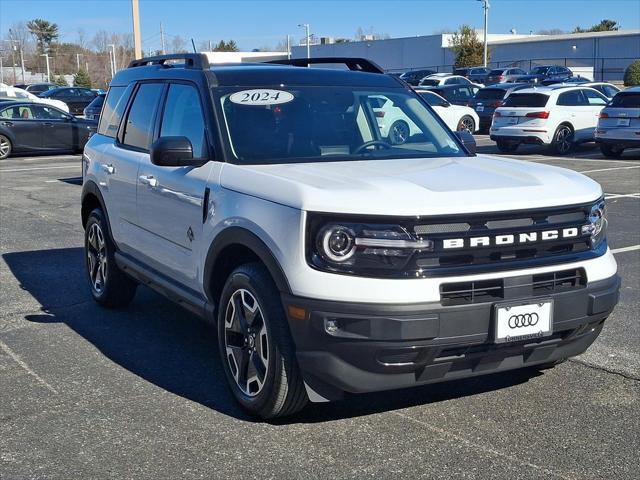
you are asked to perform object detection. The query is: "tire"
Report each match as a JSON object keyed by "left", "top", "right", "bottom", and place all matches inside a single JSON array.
[
  {"left": 496, "top": 139, "right": 519, "bottom": 153},
  {"left": 600, "top": 143, "right": 624, "bottom": 158},
  {"left": 217, "top": 262, "right": 308, "bottom": 419},
  {"left": 84, "top": 208, "right": 137, "bottom": 308},
  {"left": 0, "top": 134, "right": 12, "bottom": 159},
  {"left": 550, "top": 124, "right": 574, "bottom": 155},
  {"left": 457, "top": 115, "right": 475, "bottom": 134},
  {"left": 388, "top": 120, "right": 410, "bottom": 145}
]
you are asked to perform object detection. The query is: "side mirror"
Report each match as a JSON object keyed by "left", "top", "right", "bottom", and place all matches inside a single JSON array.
[
  {"left": 455, "top": 130, "right": 476, "bottom": 155},
  {"left": 439, "top": 100, "right": 451, "bottom": 108},
  {"left": 151, "top": 136, "right": 205, "bottom": 167}
]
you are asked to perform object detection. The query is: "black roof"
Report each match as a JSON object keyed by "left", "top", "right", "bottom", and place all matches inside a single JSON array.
[{"left": 114, "top": 54, "right": 402, "bottom": 89}]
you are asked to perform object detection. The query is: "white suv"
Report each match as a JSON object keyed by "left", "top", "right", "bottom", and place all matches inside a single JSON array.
[
  {"left": 490, "top": 86, "right": 608, "bottom": 154},
  {"left": 81, "top": 55, "right": 619, "bottom": 419},
  {"left": 595, "top": 87, "right": 640, "bottom": 158}
]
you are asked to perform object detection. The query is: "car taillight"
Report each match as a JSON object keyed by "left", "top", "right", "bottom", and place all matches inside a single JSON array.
[
  {"left": 490, "top": 101, "right": 503, "bottom": 108},
  {"left": 375, "top": 111, "right": 385, "bottom": 118},
  {"left": 499, "top": 75, "right": 504, "bottom": 80},
  {"left": 599, "top": 112, "right": 609, "bottom": 118},
  {"left": 525, "top": 111, "right": 550, "bottom": 119},
  {"left": 493, "top": 111, "right": 502, "bottom": 118}
]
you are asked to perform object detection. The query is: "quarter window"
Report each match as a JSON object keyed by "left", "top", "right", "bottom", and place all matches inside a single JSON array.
[
  {"left": 122, "top": 83, "right": 164, "bottom": 150},
  {"left": 582, "top": 89, "right": 608, "bottom": 106},
  {"left": 160, "top": 83, "right": 208, "bottom": 159}
]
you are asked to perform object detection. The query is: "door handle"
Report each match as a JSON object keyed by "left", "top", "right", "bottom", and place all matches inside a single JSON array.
[
  {"left": 101, "top": 163, "right": 115, "bottom": 174},
  {"left": 2, "top": 121, "right": 13, "bottom": 127},
  {"left": 138, "top": 174, "right": 158, "bottom": 188},
  {"left": 43, "top": 122, "right": 54, "bottom": 127}
]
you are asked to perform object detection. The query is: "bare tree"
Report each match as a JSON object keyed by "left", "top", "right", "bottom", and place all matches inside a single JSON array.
[
  {"left": 92, "top": 30, "right": 110, "bottom": 53},
  {"left": 170, "top": 35, "right": 187, "bottom": 53}
]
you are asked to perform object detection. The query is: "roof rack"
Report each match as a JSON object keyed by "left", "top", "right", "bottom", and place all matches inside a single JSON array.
[
  {"left": 266, "top": 57, "right": 385, "bottom": 74},
  {"left": 128, "top": 53, "right": 209, "bottom": 70}
]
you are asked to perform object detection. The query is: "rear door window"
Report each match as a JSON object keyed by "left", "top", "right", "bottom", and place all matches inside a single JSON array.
[
  {"left": 121, "top": 83, "right": 164, "bottom": 150},
  {"left": 503, "top": 93, "right": 550, "bottom": 107},
  {"left": 557, "top": 90, "right": 586, "bottom": 106}
]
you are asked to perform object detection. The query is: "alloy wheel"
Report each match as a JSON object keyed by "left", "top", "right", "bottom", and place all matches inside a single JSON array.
[
  {"left": 0, "top": 136, "right": 10, "bottom": 159},
  {"left": 390, "top": 121, "right": 409, "bottom": 144},
  {"left": 224, "top": 289, "right": 269, "bottom": 397},
  {"left": 458, "top": 116, "right": 475, "bottom": 133},
  {"left": 86, "top": 223, "right": 107, "bottom": 294},
  {"left": 555, "top": 126, "right": 573, "bottom": 154}
]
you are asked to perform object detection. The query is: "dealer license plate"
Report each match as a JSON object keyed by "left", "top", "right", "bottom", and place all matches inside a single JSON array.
[
  {"left": 494, "top": 300, "right": 553, "bottom": 344},
  {"left": 617, "top": 118, "right": 630, "bottom": 126},
  {"left": 507, "top": 117, "right": 518, "bottom": 125},
  {"left": 476, "top": 105, "right": 484, "bottom": 112}
]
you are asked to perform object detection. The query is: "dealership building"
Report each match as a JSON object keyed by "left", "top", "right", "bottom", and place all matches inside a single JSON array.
[{"left": 291, "top": 29, "right": 640, "bottom": 82}]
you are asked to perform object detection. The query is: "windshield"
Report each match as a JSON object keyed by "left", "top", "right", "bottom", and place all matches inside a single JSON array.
[
  {"left": 216, "top": 86, "right": 465, "bottom": 165},
  {"left": 530, "top": 66, "right": 550, "bottom": 75}
]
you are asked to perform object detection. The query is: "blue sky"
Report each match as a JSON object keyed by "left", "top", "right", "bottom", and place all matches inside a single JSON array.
[{"left": 1, "top": 0, "right": 639, "bottom": 51}]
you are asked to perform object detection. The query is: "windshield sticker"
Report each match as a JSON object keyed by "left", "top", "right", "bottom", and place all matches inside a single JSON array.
[{"left": 229, "top": 89, "right": 294, "bottom": 106}]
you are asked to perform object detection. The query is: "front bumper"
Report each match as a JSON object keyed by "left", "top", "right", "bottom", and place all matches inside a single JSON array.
[{"left": 284, "top": 274, "right": 620, "bottom": 401}]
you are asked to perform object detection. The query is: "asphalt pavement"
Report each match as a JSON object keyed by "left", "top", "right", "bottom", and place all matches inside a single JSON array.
[{"left": 1, "top": 141, "right": 639, "bottom": 479}]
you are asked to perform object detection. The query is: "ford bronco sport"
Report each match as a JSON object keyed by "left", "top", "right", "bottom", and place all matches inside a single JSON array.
[{"left": 81, "top": 54, "right": 620, "bottom": 419}]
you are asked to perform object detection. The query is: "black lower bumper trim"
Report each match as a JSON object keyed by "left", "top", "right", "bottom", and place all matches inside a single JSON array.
[{"left": 284, "top": 274, "right": 620, "bottom": 400}]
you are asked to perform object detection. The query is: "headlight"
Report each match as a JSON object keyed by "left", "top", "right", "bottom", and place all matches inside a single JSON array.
[
  {"left": 581, "top": 199, "right": 607, "bottom": 248},
  {"left": 309, "top": 219, "right": 433, "bottom": 276}
]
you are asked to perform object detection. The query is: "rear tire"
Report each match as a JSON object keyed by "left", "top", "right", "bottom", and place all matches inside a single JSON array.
[
  {"left": 388, "top": 120, "right": 410, "bottom": 145},
  {"left": 550, "top": 124, "right": 574, "bottom": 155},
  {"left": 84, "top": 208, "right": 137, "bottom": 308},
  {"left": 496, "top": 139, "right": 519, "bottom": 153},
  {"left": 457, "top": 115, "right": 475, "bottom": 133},
  {"left": 217, "top": 263, "right": 308, "bottom": 419},
  {"left": 0, "top": 134, "right": 12, "bottom": 159},
  {"left": 600, "top": 143, "right": 624, "bottom": 158}
]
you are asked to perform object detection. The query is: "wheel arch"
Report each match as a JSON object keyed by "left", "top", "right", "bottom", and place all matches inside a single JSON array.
[
  {"left": 81, "top": 181, "right": 114, "bottom": 239},
  {"left": 204, "top": 227, "right": 292, "bottom": 305}
]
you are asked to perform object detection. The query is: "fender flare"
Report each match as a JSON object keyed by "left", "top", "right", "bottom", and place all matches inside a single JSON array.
[
  {"left": 203, "top": 227, "right": 291, "bottom": 301},
  {"left": 81, "top": 180, "right": 114, "bottom": 239}
]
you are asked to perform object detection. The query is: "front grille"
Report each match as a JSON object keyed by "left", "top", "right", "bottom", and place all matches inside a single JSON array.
[{"left": 440, "top": 268, "right": 586, "bottom": 306}]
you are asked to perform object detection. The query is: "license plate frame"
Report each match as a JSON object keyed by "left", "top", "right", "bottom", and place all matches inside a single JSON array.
[
  {"left": 507, "top": 117, "right": 518, "bottom": 125},
  {"left": 616, "top": 118, "right": 630, "bottom": 127},
  {"left": 493, "top": 298, "right": 553, "bottom": 344},
  {"left": 476, "top": 105, "right": 485, "bottom": 112}
]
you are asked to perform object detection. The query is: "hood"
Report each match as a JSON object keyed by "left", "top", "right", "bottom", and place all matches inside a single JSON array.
[{"left": 220, "top": 155, "right": 602, "bottom": 216}]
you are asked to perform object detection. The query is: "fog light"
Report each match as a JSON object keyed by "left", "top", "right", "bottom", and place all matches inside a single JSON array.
[{"left": 325, "top": 319, "right": 340, "bottom": 334}]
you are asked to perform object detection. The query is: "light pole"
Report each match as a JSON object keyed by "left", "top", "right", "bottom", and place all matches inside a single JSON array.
[
  {"left": 477, "top": 0, "right": 490, "bottom": 67},
  {"left": 108, "top": 44, "right": 116, "bottom": 78},
  {"left": 131, "top": 0, "right": 142, "bottom": 59},
  {"left": 298, "top": 23, "right": 310, "bottom": 61},
  {"left": 40, "top": 53, "right": 50, "bottom": 82},
  {"left": 76, "top": 53, "right": 82, "bottom": 72},
  {"left": 9, "top": 28, "right": 25, "bottom": 82}
]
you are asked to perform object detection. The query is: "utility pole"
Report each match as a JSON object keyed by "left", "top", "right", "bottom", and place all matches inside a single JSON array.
[
  {"left": 41, "top": 53, "right": 50, "bottom": 82},
  {"left": 478, "top": 0, "right": 490, "bottom": 67},
  {"left": 160, "top": 22, "right": 166, "bottom": 54},
  {"left": 11, "top": 43, "right": 17, "bottom": 84},
  {"left": 19, "top": 45, "right": 25, "bottom": 82},
  {"left": 76, "top": 53, "right": 81, "bottom": 71},
  {"left": 131, "top": 0, "right": 142, "bottom": 59},
  {"left": 107, "top": 44, "right": 115, "bottom": 78},
  {"left": 298, "top": 23, "right": 310, "bottom": 62}
]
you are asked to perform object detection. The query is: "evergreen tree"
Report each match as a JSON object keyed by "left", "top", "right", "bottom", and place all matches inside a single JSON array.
[
  {"left": 73, "top": 69, "right": 92, "bottom": 88},
  {"left": 55, "top": 75, "right": 68, "bottom": 86},
  {"left": 449, "top": 25, "right": 489, "bottom": 68}
]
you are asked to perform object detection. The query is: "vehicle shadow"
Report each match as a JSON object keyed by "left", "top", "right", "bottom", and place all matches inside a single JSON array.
[{"left": 3, "top": 247, "right": 543, "bottom": 425}]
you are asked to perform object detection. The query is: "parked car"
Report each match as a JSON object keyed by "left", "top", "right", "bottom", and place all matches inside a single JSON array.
[
  {"left": 468, "top": 83, "right": 531, "bottom": 131},
  {"left": 0, "top": 86, "right": 70, "bottom": 112},
  {"left": 453, "top": 66, "right": 490, "bottom": 83},
  {"left": 490, "top": 85, "right": 608, "bottom": 154},
  {"left": 554, "top": 82, "right": 621, "bottom": 100},
  {"left": 419, "top": 84, "right": 481, "bottom": 106},
  {"left": 518, "top": 65, "right": 573, "bottom": 85},
  {"left": 38, "top": 87, "right": 98, "bottom": 115},
  {"left": 82, "top": 54, "right": 618, "bottom": 419},
  {"left": 398, "top": 69, "right": 437, "bottom": 86},
  {"left": 0, "top": 101, "right": 97, "bottom": 159},
  {"left": 485, "top": 67, "right": 528, "bottom": 85},
  {"left": 414, "top": 89, "right": 479, "bottom": 133},
  {"left": 419, "top": 73, "right": 483, "bottom": 88},
  {"left": 83, "top": 93, "right": 106, "bottom": 120},
  {"left": 595, "top": 86, "right": 640, "bottom": 157},
  {"left": 13, "top": 83, "right": 57, "bottom": 95}
]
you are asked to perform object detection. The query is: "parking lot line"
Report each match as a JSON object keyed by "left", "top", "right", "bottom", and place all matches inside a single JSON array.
[
  {"left": 0, "top": 165, "right": 81, "bottom": 173},
  {"left": 0, "top": 339, "right": 58, "bottom": 394},
  {"left": 605, "top": 193, "right": 640, "bottom": 199},
  {"left": 610, "top": 245, "right": 640, "bottom": 254},
  {"left": 579, "top": 165, "right": 640, "bottom": 174}
]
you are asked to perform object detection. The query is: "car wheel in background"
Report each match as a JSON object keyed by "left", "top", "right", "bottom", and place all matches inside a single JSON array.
[
  {"left": 85, "top": 208, "right": 138, "bottom": 308},
  {"left": 388, "top": 120, "right": 410, "bottom": 145},
  {"left": 457, "top": 115, "right": 475, "bottom": 134},
  {"left": 550, "top": 124, "right": 574, "bottom": 155},
  {"left": 496, "top": 139, "right": 519, "bottom": 153},
  {"left": 600, "top": 143, "right": 624, "bottom": 158},
  {"left": 218, "top": 262, "right": 308, "bottom": 419},
  {"left": 0, "top": 134, "right": 12, "bottom": 159}
]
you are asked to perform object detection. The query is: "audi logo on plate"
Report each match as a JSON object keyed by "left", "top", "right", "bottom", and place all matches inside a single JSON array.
[{"left": 508, "top": 313, "right": 539, "bottom": 328}]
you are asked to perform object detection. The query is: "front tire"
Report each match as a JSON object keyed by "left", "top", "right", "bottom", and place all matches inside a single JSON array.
[
  {"left": 550, "top": 124, "right": 574, "bottom": 155},
  {"left": 218, "top": 263, "right": 308, "bottom": 419},
  {"left": 457, "top": 115, "right": 475, "bottom": 133},
  {"left": 600, "top": 143, "right": 624, "bottom": 158},
  {"left": 0, "top": 134, "right": 12, "bottom": 159},
  {"left": 85, "top": 208, "right": 137, "bottom": 308}
]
